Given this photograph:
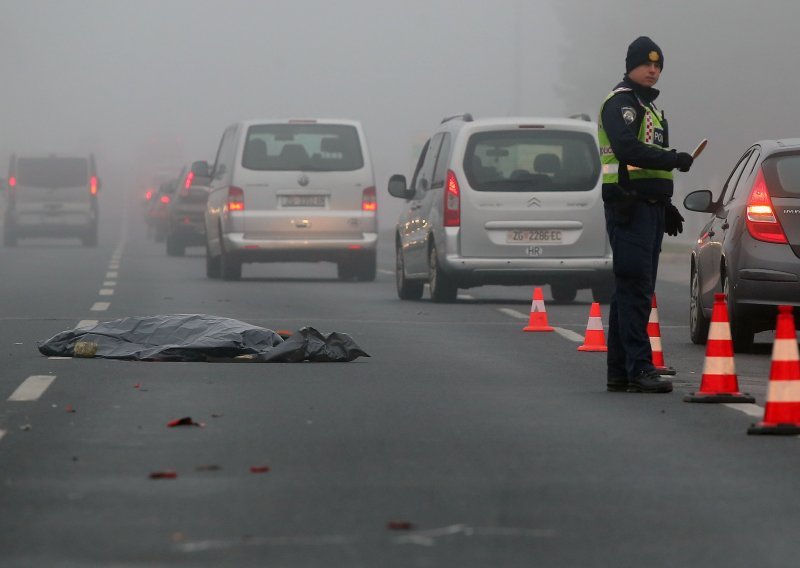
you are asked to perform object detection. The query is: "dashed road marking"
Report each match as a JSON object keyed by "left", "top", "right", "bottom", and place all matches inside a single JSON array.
[
  {"left": 377, "top": 269, "right": 394, "bottom": 276},
  {"left": 91, "top": 302, "right": 110, "bottom": 311},
  {"left": 498, "top": 308, "right": 527, "bottom": 319},
  {"left": 109, "top": 264, "right": 120, "bottom": 270},
  {"left": 106, "top": 272, "right": 118, "bottom": 278},
  {"left": 103, "top": 281, "right": 116, "bottom": 287},
  {"left": 554, "top": 327, "right": 584, "bottom": 343},
  {"left": 722, "top": 403, "right": 765, "bottom": 419},
  {"left": 99, "top": 289, "right": 114, "bottom": 296},
  {"left": 8, "top": 375, "right": 57, "bottom": 402},
  {"left": 0, "top": 430, "right": 6, "bottom": 443},
  {"left": 76, "top": 319, "right": 98, "bottom": 329}
]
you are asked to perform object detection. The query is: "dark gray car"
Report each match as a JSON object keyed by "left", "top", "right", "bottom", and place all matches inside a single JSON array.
[{"left": 684, "top": 139, "right": 800, "bottom": 351}]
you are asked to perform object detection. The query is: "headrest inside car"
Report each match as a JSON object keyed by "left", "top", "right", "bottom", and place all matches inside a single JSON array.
[{"left": 534, "top": 153, "right": 561, "bottom": 174}]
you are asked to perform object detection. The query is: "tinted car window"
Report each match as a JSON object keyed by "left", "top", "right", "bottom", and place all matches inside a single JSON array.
[
  {"left": 463, "top": 130, "right": 600, "bottom": 192},
  {"left": 764, "top": 153, "right": 800, "bottom": 197},
  {"left": 242, "top": 124, "right": 364, "bottom": 172},
  {"left": 431, "top": 133, "right": 452, "bottom": 189},
  {"left": 416, "top": 133, "right": 443, "bottom": 192},
  {"left": 17, "top": 158, "right": 88, "bottom": 188}
]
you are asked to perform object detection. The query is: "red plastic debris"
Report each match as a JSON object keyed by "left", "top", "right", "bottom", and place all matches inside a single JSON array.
[
  {"left": 149, "top": 470, "right": 177, "bottom": 479},
  {"left": 249, "top": 466, "right": 271, "bottom": 474},
  {"left": 65, "top": 404, "right": 76, "bottom": 413},
  {"left": 134, "top": 383, "right": 141, "bottom": 389},
  {"left": 387, "top": 521, "right": 414, "bottom": 531},
  {"left": 167, "top": 417, "right": 204, "bottom": 428}
]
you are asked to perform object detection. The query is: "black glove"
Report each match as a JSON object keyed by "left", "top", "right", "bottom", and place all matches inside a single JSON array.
[
  {"left": 674, "top": 152, "right": 693, "bottom": 173},
  {"left": 664, "top": 203, "right": 685, "bottom": 236}
]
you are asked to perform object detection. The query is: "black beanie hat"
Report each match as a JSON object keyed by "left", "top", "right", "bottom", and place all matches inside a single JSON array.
[{"left": 625, "top": 36, "right": 663, "bottom": 73}]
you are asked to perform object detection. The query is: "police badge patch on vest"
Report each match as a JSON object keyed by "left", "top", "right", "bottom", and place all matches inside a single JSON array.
[{"left": 621, "top": 107, "right": 637, "bottom": 125}]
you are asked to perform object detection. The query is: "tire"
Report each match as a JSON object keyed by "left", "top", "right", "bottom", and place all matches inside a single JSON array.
[
  {"left": 689, "top": 267, "right": 710, "bottom": 344},
  {"left": 220, "top": 249, "right": 242, "bottom": 281},
  {"left": 337, "top": 260, "right": 356, "bottom": 281},
  {"left": 205, "top": 244, "right": 221, "bottom": 278},
  {"left": 724, "top": 274, "right": 753, "bottom": 352},
  {"left": 551, "top": 284, "right": 577, "bottom": 304},
  {"left": 591, "top": 278, "right": 614, "bottom": 304},
  {"left": 354, "top": 252, "right": 377, "bottom": 282},
  {"left": 166, "top": 233, "right": 185, "bottom": 257},
  {"left": 396, "top": 242, "right": 423, "bottom": 300},
  {"left": 428, "top": 243, "right": 457, "bottom": 303}
]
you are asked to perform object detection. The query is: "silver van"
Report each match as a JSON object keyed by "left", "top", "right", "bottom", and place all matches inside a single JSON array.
[
  {"left": 388, "top": 115, "right": 612, "bottom": 303},
  {"left": 4, "top": 154, "right": 100, "bottom": 247},
  {"left": 204, "top": 119, "right": 377, "bottom": 281}
]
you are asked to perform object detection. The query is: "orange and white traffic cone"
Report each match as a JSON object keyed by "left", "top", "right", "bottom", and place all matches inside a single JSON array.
[
  {"left": 649, "top": 294, "right": 676, "bottom": 375},
  {"left": 685, "top": 293, "right": 755, "bottom": 403},
  {"left": 748, "top": 305, "right": 800, "bottom": 435},
  {"left": 523, "top": 287, "right": 554, "bottom": 332},
  {"left": 578, "top": 302, "right": 607, "bottom": 352}
]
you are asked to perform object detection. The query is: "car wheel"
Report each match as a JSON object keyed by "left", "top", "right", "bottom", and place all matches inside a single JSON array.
[
  {"left": 724, "top": 274, "right": 753, "bottom": 352},
  {"left": 337, "top": 259, "right": 356, "bottom": 281},
  {"left": 396, "top": 242, "right": 423, "bottom": 300},
  {"left": 551, "top": 284, "right": 577, "bottom": 304},
  {"left": 429, "top": 243, "right": 457, "bottom": 303},
  {"left": 689, "top": 267, "right": 710, "bottom": 344},
  {"left": 205, "top": 244, "right": 221, "bottom": 278},
  {"left": 591, "top": 278, "right": 614, "bottom": 304},
  {"left": 354, "top": 252, "right": 377, "bottom": 282},
  {"left": 166, "top": 233, "right": 185, "bottom": 257},
  {"left": 220, "top": 249, "right": 242, "bottom": 281}
]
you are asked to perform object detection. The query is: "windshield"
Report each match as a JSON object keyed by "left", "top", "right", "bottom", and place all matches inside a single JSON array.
[
  {"left": 16, "top": 157, "right": 89, "bottom": 188},
  {"left": 764, "top": 152, "right": 800, "bottom": 197},
  {"left": 463, "top": 130, "right": 600, "bottom": 192},
  {"left": 242, "top": 124, "right": 364, "bottom": 172}
]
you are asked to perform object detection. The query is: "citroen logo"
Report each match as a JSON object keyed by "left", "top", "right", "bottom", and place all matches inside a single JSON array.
[
  {"left": 298, "top": 174, "right": 309, "bottom": 187},
  {"left": 527, "top": 196, "right": 541, "bottom": 207}
]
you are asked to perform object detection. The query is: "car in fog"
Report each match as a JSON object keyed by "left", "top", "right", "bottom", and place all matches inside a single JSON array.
[
  {"left": 685, "top": 139, "right": 800, "bottom": 352},
  {"left": 204, "top": 118, "right": 377, "bottom": 281},
  {"left": 4, "top": 153, "right": 100, "bottom": 247},
  {"left": 165, "top": 160, "right": 212, "bottom": 256},
  {"left": 387, "top": 114, "right": 611, "bottom": 303},
  {"left": 147, "top": 178, "right": 177, "bottom": 243}
]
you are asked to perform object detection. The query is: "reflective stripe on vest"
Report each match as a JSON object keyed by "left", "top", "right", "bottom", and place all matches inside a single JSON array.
[{"left": 598, "top": 88, "right": 673, "bottom": 184}]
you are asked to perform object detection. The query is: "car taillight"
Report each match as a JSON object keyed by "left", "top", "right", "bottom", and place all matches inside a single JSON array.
[
  {"left": 159, "top": 194, "right": 170, "bottom": 204},
  {"left": 8, "top": 176, "right": 16, "bottom": 188},
  {"left": 361, "top": 186, "right": 377, "bottom": 212},
  {"left": 7, "top": 175, "right": 16, "bottom": 198},
  {"left": 227, "top": 186, "right": 244, "bottom": 212},
  {"left": 90, "top": 176, "right": 98, "bottom": 196},
  {"left": 144, "top": 189, "right": 153, "bottom": 201},
  {"left": 746, "top": 169, "right": 788, "bottom": 244},
  {"left": 444, "top": 170, "right": 461, "bottom": 227},
  {"left": 181, "top": 171, "right": 195, "bottom": 197}
]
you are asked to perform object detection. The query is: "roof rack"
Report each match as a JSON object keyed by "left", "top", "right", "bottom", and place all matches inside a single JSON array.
[
  {"left": 440, "top": 113, "right": 474, "bottom": 124},
  {"left": 568, "top": 113, "right": 592, "bottom": 122}
]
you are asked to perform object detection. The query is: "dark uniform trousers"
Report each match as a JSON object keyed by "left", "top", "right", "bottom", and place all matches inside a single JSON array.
[{"left": 604, "top": 199, "right": 665, "bottom": 379}]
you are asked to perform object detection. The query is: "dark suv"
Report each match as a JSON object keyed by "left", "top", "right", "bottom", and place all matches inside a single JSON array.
[
  {"left": 165, "top": 160, "right": 211, "bottom": 256},
  {"left": 4, "top": 154, "right": 100, "bottom": 246},
  {"left": 685, "top": 139, "right": 800, "bottom": 351}
]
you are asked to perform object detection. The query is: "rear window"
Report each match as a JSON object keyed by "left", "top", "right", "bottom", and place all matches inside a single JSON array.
[
  {"left": 16, "top": 157, "right": 88, "bottom": 188},
  {"left": 463, "top": 130, "right": 600, "bottom": 192},
  {"left": 242, "top": 124, "right": 364, "bottom": 172},
  {"left": 764, "top": 153, "right": 800, "bottom": 197}
]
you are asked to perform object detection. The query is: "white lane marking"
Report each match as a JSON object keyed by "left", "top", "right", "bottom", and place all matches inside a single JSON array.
[
  {"left": 106, "top": 271, "right": 118, "bottom": 278},
  {"left": 377, "top": 269, "right": 394, "bottom": 276},
  {"left": 8, "top": 375, "right": 57, "bottom": 402},
  {"left": 47, "top": 357, "right": 72, "bottom": 360},
  {"left": 0, "top": 430, "right": 6, "bottom": 443},
  {"left": 554, "top": 327, "right": 584, "bottom": 343},
  {"left": 498, "top": 308, "right": 528, "bottom": 319},
  {"left": 91, "top": 302, "right": 110, "bottom": 311},
  {"left": 109, "top": 264, "right": 120, "bottom": 270},
  {"left": 76, "top": 319, "right": 98, "bottom": 329},
  {"left": 103, "top": 281, "right": 116, "bottom": 287},
  {"left": 99, "top": 289, "right": 114, "bottom": 296},
  {"left": 722, "top": 403, "right": 765, "bottom": 419},
  {"left": 458, "top": 294, "right": 475, "bottom": 300}
]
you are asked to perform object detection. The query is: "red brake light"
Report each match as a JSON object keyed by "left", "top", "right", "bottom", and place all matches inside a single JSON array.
[
  {"left": 144, "top": 189, "right": 153, "bottom": 201},
  {"left": 746, "top": 169, "right": 788, "bottom": 244},
  {"left": 8, "top": 176, "right": 16, "bottom": 188},
  {"left": 361, "top": 186, "right": 377, "bottom": 212},
  {"left": 90, "top": 176, "right": 98, "bottom": 196},
  {"left": 444, "top": 170, "right": 461, "bottom": 227},
  {"left": 227, "top": 186, "right": 244, "bottom": 212},
  {"left": 180, "top": 171, "right": 194, "bottom": 197},
  {"left": 159, "top": 194, "right": 170, "bottom": 204}
]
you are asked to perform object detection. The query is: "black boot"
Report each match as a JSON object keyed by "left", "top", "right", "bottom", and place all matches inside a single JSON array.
[
  {"left": 628, "top": 369, "right": 673, "bottom": 393},
  {"left": 607, "top": 377, "right": 628, "bottom": 392}
]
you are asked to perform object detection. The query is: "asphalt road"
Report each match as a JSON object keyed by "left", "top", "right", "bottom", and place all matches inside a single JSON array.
[{"left": 0, "top": 181, "right": 798, "bottom": 568}]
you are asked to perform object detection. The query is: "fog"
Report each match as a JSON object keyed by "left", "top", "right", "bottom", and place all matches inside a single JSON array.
[{"left": 3, "top": 0, "right": 799, "bottom": 233}]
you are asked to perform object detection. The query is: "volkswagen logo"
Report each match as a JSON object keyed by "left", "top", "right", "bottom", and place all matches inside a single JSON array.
[
  {"left": 298, "top": 174, "right": 309, "bottom": 187},
  {"left": 527, "top": 196, "right": 541, "bottom": 207}
]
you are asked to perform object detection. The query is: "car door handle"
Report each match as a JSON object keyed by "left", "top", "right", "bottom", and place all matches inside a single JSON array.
[{"left": 721, "top": 222, "right": 729, "bottom": 230}]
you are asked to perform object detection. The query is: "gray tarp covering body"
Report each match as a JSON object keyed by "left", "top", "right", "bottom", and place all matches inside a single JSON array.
[{"left": 37, "top": 314, "right": 369, "bottom": 362}]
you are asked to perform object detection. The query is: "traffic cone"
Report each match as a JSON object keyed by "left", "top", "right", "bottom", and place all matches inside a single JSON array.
[
  {"left": 649, "top": 294, "right": 676, "bottom": 375},
  {"left": 748, "top": 305, "right": 800, "bottom": 435},
  {"left": 684, "top": 293, "right": 755, "bottom": 403},
  {"left": 523, "top": 287, "right": 554, "bottom": 332},
  {"left": 578, "top": 302, "right": 607, "bottom": 352}
]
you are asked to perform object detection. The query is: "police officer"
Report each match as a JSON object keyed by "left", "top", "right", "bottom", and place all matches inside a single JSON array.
[{"left": 598, "top": 36, "right": 691, "bottom": 393}]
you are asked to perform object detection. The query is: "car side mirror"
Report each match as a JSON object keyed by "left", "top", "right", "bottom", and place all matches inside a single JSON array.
[
  {"left": 388, "top": 174, "right": 413, "bottom": 199},
  {"left": 683, "top": 190, "right": 715, "bottom": 213}
]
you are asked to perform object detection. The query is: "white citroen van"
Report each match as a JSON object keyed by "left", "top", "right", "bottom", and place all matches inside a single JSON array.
[{"left": 204, "top": 119, "right": 377, "bottom": 281}]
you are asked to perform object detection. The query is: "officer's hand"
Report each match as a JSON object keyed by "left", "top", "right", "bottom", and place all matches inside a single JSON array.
[
  {"left": 665, "top": 203, "right": 685, "bottom": 236},
  {"left": 675, "top": 152, "right": 694, "bottom": 173}
]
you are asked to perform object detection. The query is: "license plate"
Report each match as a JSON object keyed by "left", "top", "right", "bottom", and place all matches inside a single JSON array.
[
  {"left": 281, "top": 195, "right": 325, "bottom": 207},
  {"left": 506, "top": 229, "right": 562, "bottom": 243}
]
